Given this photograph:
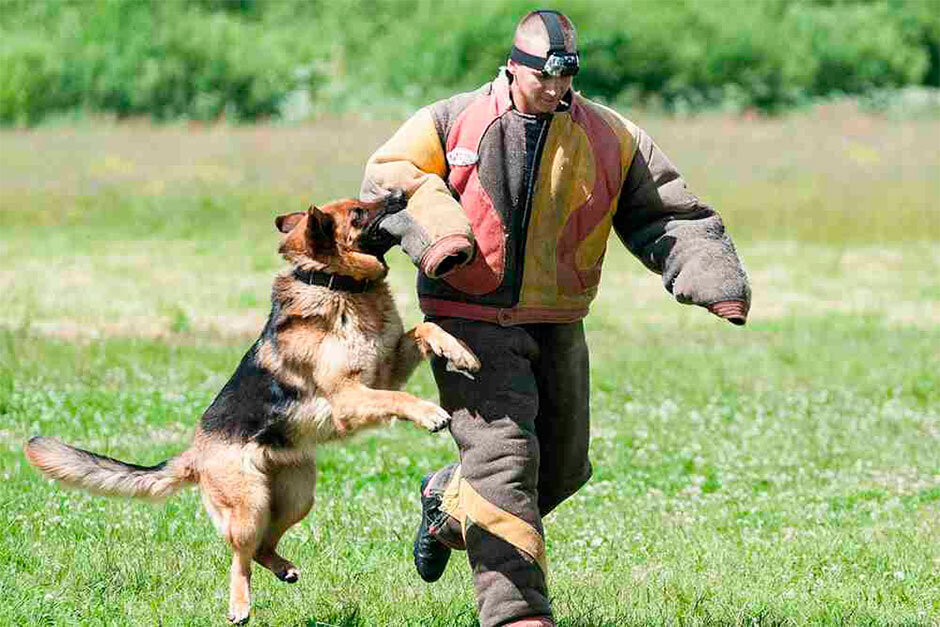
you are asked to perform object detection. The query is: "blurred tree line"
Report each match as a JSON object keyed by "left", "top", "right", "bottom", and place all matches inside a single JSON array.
[{"left": 1, "top": 0, "right": 937, "bottom": 125}]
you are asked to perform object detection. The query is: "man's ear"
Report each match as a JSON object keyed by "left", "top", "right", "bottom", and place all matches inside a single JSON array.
[
  {"left": 275, "top": 211, "right": 305, "bottom": 233},
  {"left": 306, "top": 205, "right": 335, "bottom": 251}
]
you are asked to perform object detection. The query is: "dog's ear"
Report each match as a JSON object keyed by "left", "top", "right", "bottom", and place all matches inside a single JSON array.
[
  {"left": 275, "top": 211, "right": 306, "bottom": 233},
  {"left": 306, "top": 205, "right": 335, "bottom": 251}
]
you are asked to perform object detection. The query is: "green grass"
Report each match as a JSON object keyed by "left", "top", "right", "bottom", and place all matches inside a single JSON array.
[{"left": 1, "top": 107, "right": 939, "bottom": 625}]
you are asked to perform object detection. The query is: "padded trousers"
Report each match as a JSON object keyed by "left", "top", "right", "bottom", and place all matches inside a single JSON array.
[{"left": 427, "top": 319, "right": 592, "bottom": 627}]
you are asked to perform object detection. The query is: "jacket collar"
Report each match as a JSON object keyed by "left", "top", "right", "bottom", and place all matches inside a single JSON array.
[{"left": 492, "top": 69, "right": 514, "bottom": 114}]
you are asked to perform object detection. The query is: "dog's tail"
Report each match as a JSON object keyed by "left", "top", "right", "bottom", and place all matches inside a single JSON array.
[{"left": 24, "top": 436, "right": 197, "bottom": 500}]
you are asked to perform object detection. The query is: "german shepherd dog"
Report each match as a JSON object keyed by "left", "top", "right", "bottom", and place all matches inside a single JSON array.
[{"left": 24, "top": 192, "right": 480, "bottom": 624}]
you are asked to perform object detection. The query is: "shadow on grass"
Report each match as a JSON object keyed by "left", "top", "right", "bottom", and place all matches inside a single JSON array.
[
  {"left": 303, "top": 604, "right": 365, "bottom": 627},
  {"left": 300, "top": 604, "right": 481, "bottom": 627}
]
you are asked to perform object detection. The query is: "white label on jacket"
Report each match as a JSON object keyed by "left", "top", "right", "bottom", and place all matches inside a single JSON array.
[{"left": 446, "top": 147, "right": 479, "bottom": 167}]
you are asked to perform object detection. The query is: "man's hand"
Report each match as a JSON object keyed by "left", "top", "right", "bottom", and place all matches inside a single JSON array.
[{"left": 707, "top": 300, "right": 748, "bottom": 326}]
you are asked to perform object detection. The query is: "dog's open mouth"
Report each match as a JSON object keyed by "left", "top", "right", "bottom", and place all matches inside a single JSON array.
[
  {"left": 357, "top": 229, "right": 392, "bottom": 268},
  {"left": 356, "top": 190, "right": 408, "bottom": 260},
  {"left": 354, "top": 227, "right": 390, "bottom": 273}
]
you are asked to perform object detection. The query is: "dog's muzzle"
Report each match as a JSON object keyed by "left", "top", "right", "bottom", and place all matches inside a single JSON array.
[{"left": 357, "top": 190, "right": 408, "bottom": 257}]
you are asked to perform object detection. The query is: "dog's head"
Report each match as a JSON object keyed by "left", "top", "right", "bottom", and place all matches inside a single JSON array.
[{"left": 275, "top": 195, "right": 403, "bottom": 281}]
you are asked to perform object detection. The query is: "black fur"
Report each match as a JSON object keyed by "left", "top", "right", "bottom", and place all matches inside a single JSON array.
[
  {"left": 261, "top": 299, "right": 282, "bottom": 346},
  {"left": 199, "top": 305, "right": 299, "bottom": 448}
]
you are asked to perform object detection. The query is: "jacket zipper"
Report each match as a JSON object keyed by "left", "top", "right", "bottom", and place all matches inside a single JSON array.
[{"left": 511, "top": 115, "right": 551, "bottom": 306}]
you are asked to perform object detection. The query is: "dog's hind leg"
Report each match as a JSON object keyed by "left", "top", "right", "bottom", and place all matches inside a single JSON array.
[
  {"left": 255, "top": 463, "right": 316, "bottom": 583},
  {"left": 200, "top": 449, "right": 271, "bottom": 625}
]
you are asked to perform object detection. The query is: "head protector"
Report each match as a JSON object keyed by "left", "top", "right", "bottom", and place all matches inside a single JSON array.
[{"left": 509, "top": 10, "right": 579, "bottom": 78}]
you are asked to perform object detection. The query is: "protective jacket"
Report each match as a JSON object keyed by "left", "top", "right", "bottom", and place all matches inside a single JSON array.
[{"left": 360, "top": 70, "right": 750, "bottom": 325}]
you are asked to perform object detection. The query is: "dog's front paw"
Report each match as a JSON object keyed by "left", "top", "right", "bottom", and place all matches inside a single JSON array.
[
  {"left": 442, "top": 339, "right": 481, "bottom": 376},
  {"left": 410, "top": 400, "right": 452, "bottom": 433},
  {"left": 418, "top": 323, "right": 481, "bottom": 375}
]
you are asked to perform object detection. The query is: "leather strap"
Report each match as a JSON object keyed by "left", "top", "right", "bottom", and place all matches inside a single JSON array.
[
  {"left": 538, "top": 10, "right": 567, "bottom": 52},
  {"left": 292, "top": 267, "right": 374, "bottom": 293}
]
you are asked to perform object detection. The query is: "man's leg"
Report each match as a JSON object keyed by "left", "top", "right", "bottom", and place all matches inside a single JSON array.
[
  {"left": 527, "top": 322, "right": 593, "bottom": 516},
  {"left": 426, "top": 319, "right": 552, "bottom": 627}
]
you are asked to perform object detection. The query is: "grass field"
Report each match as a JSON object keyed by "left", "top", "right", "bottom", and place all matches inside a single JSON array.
[{"left": 1, "top": 103, "right": 938, "bottom": 626}]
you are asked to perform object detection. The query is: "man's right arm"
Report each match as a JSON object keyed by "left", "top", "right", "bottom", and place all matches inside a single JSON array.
[{"left": 360, "top": 108, "right": 474, "bottom": 279}]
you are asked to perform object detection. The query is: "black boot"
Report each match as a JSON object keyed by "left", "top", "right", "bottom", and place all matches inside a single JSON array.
[{"left": 413, "top": 471, "right": 453, "bottom": 582}]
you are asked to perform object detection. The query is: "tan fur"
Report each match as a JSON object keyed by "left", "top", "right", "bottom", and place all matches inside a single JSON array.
[
  {"left": 23, "top": 436, "right": 197, "bottom": 499},
  {"left": 24, "top": 197, "right": 480, "bottom": 625}
]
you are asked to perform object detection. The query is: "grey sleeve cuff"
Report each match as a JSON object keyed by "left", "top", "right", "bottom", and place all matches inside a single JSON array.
[{"left": 378, "top": 211, "right": 474, "bottom": 277}]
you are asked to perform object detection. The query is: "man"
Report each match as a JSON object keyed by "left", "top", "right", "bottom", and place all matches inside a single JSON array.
[{"left": 358, "top": 10, "right": 750, "bottom": 627}]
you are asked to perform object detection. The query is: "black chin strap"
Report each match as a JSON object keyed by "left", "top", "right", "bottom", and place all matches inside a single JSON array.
[{"left": 292, "top": 267, "right": 374, "bottom": 293}]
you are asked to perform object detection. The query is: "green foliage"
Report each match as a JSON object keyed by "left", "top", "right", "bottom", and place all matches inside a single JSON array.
[
  {"left": 0, "top": 0, "right": 937, "bottom": 123},
  {"left": 790, "top": 2, "right": 928, "bottom": 94},
  {"left": 573, "top": 0, "right": 931, "bottom": 112},
  {"left": 575, "top": 2, "right": 817, "bottom": 112},
  {"left": 0, "top": 33, "right": 66, "bottom": 125},
  {"left": 0, "top": 0, "right": 315, "bottom": 122}
]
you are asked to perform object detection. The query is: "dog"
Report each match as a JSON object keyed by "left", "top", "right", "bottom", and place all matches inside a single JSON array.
[{"left": 24, "top": 192, "right": 480, "bottom": 624}]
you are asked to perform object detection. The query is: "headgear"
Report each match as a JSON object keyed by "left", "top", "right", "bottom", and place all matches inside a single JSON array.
[{"left": 509, "top": 10, "right": 580, "bottom": 78}]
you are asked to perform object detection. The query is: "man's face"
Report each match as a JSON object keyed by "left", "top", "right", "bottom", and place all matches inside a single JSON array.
[{"left": 508, "top": 60, "right": 573, "bottom": 115}]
